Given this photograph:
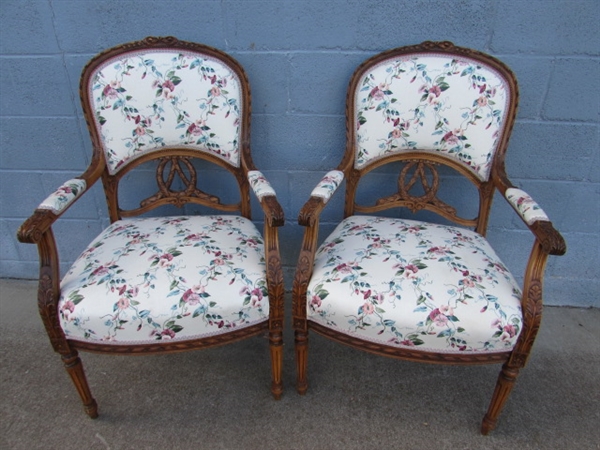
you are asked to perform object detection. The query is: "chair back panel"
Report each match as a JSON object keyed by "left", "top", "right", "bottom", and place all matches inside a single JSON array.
[
  {"left": 84, "top": 45, "right": 244, "bottom": 175},
  {"left": 352, "top": 47, "right": 515, "bottom": 182}
]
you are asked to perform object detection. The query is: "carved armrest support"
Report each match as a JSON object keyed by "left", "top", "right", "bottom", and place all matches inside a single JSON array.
[{"left": 247, "top": 170, "right": 284, "bottom": 227}]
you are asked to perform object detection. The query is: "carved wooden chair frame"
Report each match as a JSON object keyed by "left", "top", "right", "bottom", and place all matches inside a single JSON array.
[
  {"left": 18, "top": 36, "right": 285, "bottom": 417},
  {"left": 292, "top": 41, "right": 566, "bottom": 434}
]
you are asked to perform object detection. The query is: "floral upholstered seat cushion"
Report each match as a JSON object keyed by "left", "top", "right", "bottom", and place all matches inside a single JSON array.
[
  {"left": 307, "top": 216, "right": 523, "bottom": 353},
  {"left": 59, "top": 215, "right": 269, "bottom": 344}
]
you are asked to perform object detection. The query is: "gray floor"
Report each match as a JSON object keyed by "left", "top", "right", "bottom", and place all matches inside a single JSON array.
[{"left": 1, "top": 279, "right": 598, "bottom": 450}]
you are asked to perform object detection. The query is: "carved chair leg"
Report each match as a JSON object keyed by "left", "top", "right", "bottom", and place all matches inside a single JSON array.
[
  {"left": 269, "top": 330, "right": 283, "bottom": 400},
  {"left": 295, "top": 330, "right": 309, "bottom": 395},
  {"left": 481, "top": 362, "right": 520, "bottom": 435},
  {"left": 61, "top": 351, "right": 98, "bottom": 418}
]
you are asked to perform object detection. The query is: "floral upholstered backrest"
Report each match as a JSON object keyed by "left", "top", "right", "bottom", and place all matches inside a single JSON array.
[
  {"left": 353, "top": 49, "right": 514, "bottom": 181},
  {"left": 85, "top": 45, "right": 244, "bottom": 175}
]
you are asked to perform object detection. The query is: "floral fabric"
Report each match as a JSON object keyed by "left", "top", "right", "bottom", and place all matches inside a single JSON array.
[
  {"left": 88, "top": 50, "right": 242, "bottom": 174},
  {"left": 248, "top": 170, "right": 276, "bottom": 199},
  {"left": 311, "top": 170, "right": 344, "bottom": 203},
  {"left": 38, "top": 179, "right": 87, "bottom": 214},
  {"left": 307, "top": 215, "right": 523, "bottom": 353},
  {"left": 505, "top": 188, "right": 548, "bottom": 225},
  {"left": 354, "top": 54, "right": 511, "bottom": 181},
  {"left": 59, "top": 215, "right": 269, "bottom": 344}
]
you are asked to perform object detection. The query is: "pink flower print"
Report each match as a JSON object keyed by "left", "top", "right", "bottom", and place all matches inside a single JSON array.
[
  {"left": 92, "top": 265, "right": 108, "bottom": 276},
  {"left": 210, "top": 86, "right": 221, "bottom": 97},
  {"left": 250, "top": 288, "right": 263, "bottom": 306},
  {"left": 335, "top": 263, "right": 353, "bottom": 274},
  {"left": 477, "top": 96, "right": 488, "bottom": 107},
  {"left": 310, "top": 295, "right": 322, "bottom": 308},
  {"left": 429, "top": 85, "right": 442, "bottom": 97},
  {"left": 442, "top": 130, "right": 459, "bottom": 145},
  {"left": 400, "top": 339, "right": 415, "bottom": 347},
  {"left": 501, "top": 324, "right": 517, "bottom": 341},
  {"left": 162, "top": 79, "right": 176, "bottom": 98},
  {"left": 362, "top": 302, "right": 375, "bottom": 315},
  {"left": 134, "top": 126, "right": 145, "bottom": 136},
  {"left": 491, "top": 318, "right": 502, "bottom": 328},
  {"left": 183, "top": 289, "right": 201, "bottom": 305},
  {"left": 429, "top": 308, "right": 448, "bottom": 327},
  {"left": 403, "top": 264, "right": 420, "bottom": 279},
  {"left": 460, "top": 277, "right": 476, "bottom": 289},
  {"left": 102, "top": 83, "right": 119, "bottom": 99},
  {"left": 161, "top": 329, "right": 176, "bottom": 339},
  {"left": 116, "top": 297, "right": 130, "bottom": 310},
  {"left": 391, "top": 128, "right": 403, "bottom": 139},
  {"left": 369, "top": 86, "right": 385, "bottom": 101},
  {"left": 187, "top": 121, "right": 205, "bottom": 136},
  {"left": 439, "top": 304, "right": 454, "bottom": 317},
  {"left": 61, "top": 300, "right": 75, "bottom": 317},
  {"left": 159, "top": 253, "right": 174, "bottom": 267}
]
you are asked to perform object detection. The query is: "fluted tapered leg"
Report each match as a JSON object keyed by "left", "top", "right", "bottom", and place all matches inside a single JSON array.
[
  {"left": 269, "top": 330, "right": 283, "bottom": 400},
  {"left": 295, "top": 330, "right": 309, "bottom": 395},
  {"left": 481, "top": 363, "right": 520, "bottom": 435},
  {"left": 61, "top": 351, "right": 98, "bottom": 418}
]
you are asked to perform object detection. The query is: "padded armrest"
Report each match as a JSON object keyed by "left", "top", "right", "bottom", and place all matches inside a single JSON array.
[
  {"left": 504, "top": 188, "right": 566, "bottom": 256},
  {"left": 310, "top": 170, "right": 345, "bottom": 204},
  {"left": 248, "top": 170, "right": 276, "bottom": 199},
  {"left": 505, "top": 188, "right": 548, "bottom": 225},
  {"left": 38, "top": 178, "right": 87, "bottom": 214},
  {"left": 298, "top": 170, "right": 345, "bottom": 227},
  {"left": 247, "top": 170, "right": 284, "bottom": 227},
  {"left": 17, "top": 178, "right": 88, "bottom": 244}
]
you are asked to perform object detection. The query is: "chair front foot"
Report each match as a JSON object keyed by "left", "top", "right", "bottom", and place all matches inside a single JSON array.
[
  {"left": 61, "top": 350, "right": 98, "bottom": 418},
  {"left": 481, "top": 362, "right": 520, "bottom": 435},
  {"left": 269, "top": 330, "right": 283, "bottom": 400},
  {"left": 295, "top": 330, "right": 309, "bottom": 395}
]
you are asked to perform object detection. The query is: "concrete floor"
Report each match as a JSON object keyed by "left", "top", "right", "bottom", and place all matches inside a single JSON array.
[{"left": 1, "top": 278, "right": 598, "bottom": 449}]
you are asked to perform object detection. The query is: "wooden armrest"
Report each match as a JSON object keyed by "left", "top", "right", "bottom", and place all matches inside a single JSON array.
[{"left": 17, "top": 210, "right": 59, "bottom": 244}]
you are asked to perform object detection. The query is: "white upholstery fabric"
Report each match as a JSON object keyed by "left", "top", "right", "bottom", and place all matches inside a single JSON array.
[
  {"left": 248, "top": 170, "right": 276, "bottom": 199},
  {"left": 307, "top": 216, "right": 522, "bottom": 353},
  {"left": 354, "top": 54, "right": 511, "bottom": 181},
  {"left": 59, "top": 215, "right": 269, "bottom": 344},
  {"left": 506, "top": 188, "right": 549, "bottom": 225},
  {"left": 88, "top": 50, "right": 243, "bottom": 174},
  {"left": 38, "top": 179, "right": 87, "bottom": 214},
  {"left": 311, "top": 170, "right": 344, "bottom": 203}
]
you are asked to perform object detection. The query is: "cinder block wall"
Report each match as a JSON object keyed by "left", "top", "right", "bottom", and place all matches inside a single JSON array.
[{"left": 1, "top": 0, "right": 598, "bottom": 307}]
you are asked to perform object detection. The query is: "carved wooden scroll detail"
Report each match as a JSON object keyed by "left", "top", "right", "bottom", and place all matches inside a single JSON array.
[
  {"left": 140, "top": 156, "right": 221, "bottom": 208},
  {"left": 376, "top": 160, "right": 457, "bottom": 216}
]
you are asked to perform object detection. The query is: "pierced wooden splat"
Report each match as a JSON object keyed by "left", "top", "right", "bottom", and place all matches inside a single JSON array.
[
  {"left": 376, "top": 160, "right": 457, "bottom": 216},
  {"left": 140, "top": 156, "right": 221, "bottom": 209}
]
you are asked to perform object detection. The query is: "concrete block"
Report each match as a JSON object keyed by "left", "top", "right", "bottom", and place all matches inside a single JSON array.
[
  {"left": 232, "top": 53, "right": 290, "bottom": 115},
  {"left": 0, "top": 118, "right": 87, "bottom": 171},
  {"left": 491, "top": 0, "right": 600, "bottom": 55},
  {"left": 223, "top": 0, "right": 356, "bottom": 51},
  {"left": 507, "top": 122, "right": 598, "bottom": 181},
  {"left": 0, "top": 56, "right": 76, "bottom": 117},
  {"left": 251, "top": 114, "right": 345, "bottom": 171},
  {"left": 289, "top": 52, "right": 366, "bottom": 115},
  {"left": 51, "top": 1, "right": 225, "bottom": 53},
  {"left": 543, "top": 58, "right": 600, "bottom": 122},
  {"left": 352, "top": 0, "right": 493, "bottom": 51},
  {"left": 545, "top": 278, "right": 599, "bottom": 308},
  {"left": 0, "top": 1, "right": 59, "bottom": 54},
  {"left": 545, "top": 232, "right": 599, "bottom": 280},
  {"left": 501, "top": 56, "right": 554, "bottom": 120}
]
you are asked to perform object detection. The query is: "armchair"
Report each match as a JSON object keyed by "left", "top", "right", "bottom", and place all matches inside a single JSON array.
[
  {"left": 17, "top": 36, "right": 284, "bottom": 417},
  {"left": 292, "top": 41, "right": 566, "bottom": 434}
]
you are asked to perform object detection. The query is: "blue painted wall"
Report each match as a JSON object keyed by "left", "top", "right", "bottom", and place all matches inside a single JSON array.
[{"left": 1, "top": 0, "right": 598, "bottom": 307}]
